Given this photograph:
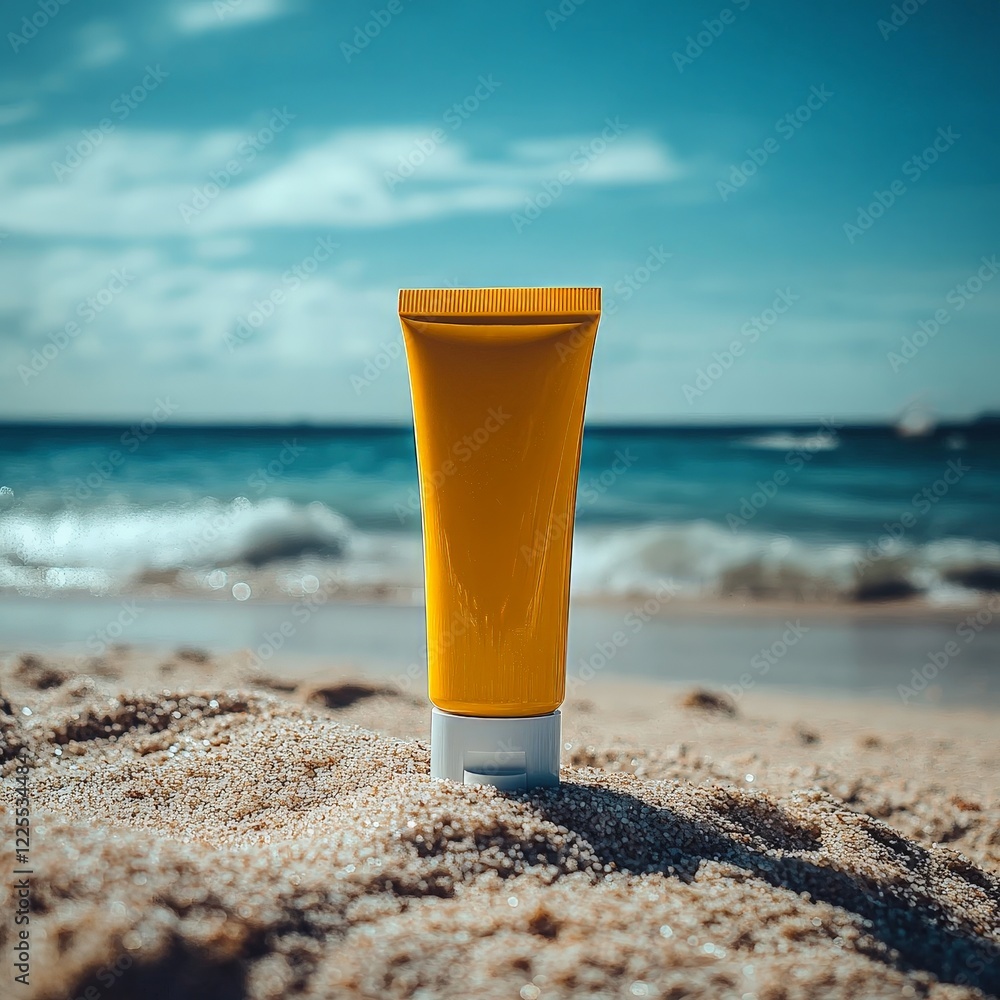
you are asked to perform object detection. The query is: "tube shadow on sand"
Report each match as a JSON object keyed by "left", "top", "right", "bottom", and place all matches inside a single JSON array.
[
  {"left": 69, "top": 942, "right": 247, "bottom": 1000},
  {"left": 531, "top": 782, "right": 1000, "bottom": 995}
]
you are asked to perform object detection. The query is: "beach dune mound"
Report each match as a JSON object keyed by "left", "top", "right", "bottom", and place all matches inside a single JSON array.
[{"left": 2, "top": 689, "right": 999, "bottom": 1000}]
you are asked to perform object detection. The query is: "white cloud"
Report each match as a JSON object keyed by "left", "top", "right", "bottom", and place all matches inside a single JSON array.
[
  {"left": 0, "top": 126, "right": 685, "bottom": 237},
  {"left": 0, "top": 242, "right": 406, "bottom": 419},
  {"left": 2, "top": 240, "right": 994, "bottom": 422},
  {"left": 508, "top": 134, "right": 682, "bottom": 183},
  {"left": 0, "top": 102, "right": 39, "bottom": 126},
  {"left": 172, "top": 0, "right": 296, "bottom": 34}
]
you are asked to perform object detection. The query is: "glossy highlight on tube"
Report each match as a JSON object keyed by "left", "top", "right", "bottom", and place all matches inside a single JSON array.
[{"left": 399, "top": 287, "right": 601, "bottom": 719}]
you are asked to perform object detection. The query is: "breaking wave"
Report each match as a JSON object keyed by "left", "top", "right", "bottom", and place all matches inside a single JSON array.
[{"left": 1, "top": 499, "right": 997, "bottom": 605}]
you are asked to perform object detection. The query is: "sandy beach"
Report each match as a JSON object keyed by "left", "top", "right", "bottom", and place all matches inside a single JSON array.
[
  {"left": 2, "top": 644, "right": 998, "bottom": 999},
  {"left": 4, "top": 0, "right": 1000, "bottom": 993}
]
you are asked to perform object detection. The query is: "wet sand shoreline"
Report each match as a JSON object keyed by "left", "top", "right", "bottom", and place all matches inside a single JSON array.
[{"left": 3, "top": 594, "right": 999, "bottom": 707}]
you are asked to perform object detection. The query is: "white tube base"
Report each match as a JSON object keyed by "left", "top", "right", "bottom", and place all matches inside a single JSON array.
[{"left": 430, "top": 707, "right": 561, "bottom": 789}]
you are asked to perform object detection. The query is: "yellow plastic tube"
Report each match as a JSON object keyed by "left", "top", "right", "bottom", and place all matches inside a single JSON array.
[{"left": 399, "top": 286, "right": 601, "bottom": 788}]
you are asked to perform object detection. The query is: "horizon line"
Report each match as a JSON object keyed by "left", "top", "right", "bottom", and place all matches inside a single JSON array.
[{"left": 0, "top": 416, "right": 997, "bottom": 431}]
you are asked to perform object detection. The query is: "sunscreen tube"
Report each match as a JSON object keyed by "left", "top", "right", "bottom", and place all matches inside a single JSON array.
[{"left": 399, "top": 287, "right": 601, "bottom": 789}]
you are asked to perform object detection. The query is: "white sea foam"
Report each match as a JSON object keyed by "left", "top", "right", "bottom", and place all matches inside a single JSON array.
[
  {"left": 0, "top": 498, "right": 351, "bottom": 586},
  {"left": 732, "top": 432, "right": 840, "bottom": 452},
  {"left": 2, "top": 499, "right": 997, "bottom": 603}
]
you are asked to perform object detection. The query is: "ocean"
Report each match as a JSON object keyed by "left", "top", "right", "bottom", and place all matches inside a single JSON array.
[{"left": 2, "top": 420, "right": 999, "bottom": 606}]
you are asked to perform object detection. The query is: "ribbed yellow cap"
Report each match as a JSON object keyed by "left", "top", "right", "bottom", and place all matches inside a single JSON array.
[{"left": 398, "top": 286, "right": 601, "bottom": 320}]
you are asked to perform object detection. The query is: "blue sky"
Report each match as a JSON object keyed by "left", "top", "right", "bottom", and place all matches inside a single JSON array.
[{"left": 1, "top": 0, "right": 998, "bottom": 423}]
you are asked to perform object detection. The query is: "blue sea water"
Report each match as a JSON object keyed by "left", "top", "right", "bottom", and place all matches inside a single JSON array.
[{"left": 1, "top": 421, "right": 998, "bottom": 603}]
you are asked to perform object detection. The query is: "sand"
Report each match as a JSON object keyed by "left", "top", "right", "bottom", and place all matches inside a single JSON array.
[{"left": 1, "top": 646, "right": 999, "bottom": 999}]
